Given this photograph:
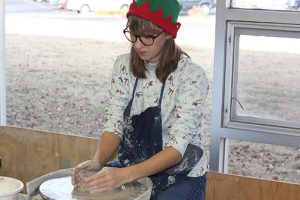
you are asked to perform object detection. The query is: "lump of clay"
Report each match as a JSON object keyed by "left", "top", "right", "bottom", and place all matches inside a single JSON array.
[
  {"left": 75, "top": 170, "right": 97, "bottom": 193},
  {"left": 74, "top": 170, "right": 124, "bottom": 194}
]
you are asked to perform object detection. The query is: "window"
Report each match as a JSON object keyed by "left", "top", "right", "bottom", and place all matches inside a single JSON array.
[
  {"left": 228, "top": 139, "right": 300, "bottom": 184},
  {"left": 224, "top": 22, "right": 300, "bottom": 133},
  {"left": 211, "top": 0, "right": 300, "bottom": 183}
]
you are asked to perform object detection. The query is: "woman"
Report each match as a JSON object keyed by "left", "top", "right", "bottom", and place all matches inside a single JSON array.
[{"left": 72, "top": 0, "right": 209, "bottom": 199}]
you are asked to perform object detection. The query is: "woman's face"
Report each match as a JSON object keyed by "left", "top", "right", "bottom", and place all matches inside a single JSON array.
[{"left": 132, "top": 30, "right": 172, "bottom": 63}]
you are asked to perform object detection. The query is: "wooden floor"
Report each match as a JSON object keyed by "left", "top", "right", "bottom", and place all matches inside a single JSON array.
[{"left": 1, "top": 126, "right": 300, "bottom": 199}]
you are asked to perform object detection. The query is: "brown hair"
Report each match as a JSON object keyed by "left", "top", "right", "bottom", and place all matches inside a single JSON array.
[{"left": 127, "top": 15, "right": 189, "bottom": 83}]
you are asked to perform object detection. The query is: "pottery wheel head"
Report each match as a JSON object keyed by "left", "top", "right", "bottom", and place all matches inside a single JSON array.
[{"left": 39, "top": 176, "right": 153, "bottom": 200}]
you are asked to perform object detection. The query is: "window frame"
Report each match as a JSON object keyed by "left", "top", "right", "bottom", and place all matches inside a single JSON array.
[
  {"left": 210, "top": 0, "right": 300, "bottom": 172},
  {"left": 224, "top": 22, "right": 300, "bottom": 134},
  {"left": 0, "top": 1, "right": 6, "bottom": 125}
]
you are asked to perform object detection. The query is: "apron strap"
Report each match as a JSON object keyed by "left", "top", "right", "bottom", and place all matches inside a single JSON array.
[
  {"left": 131, "top": 78, "right": 139, "bottom": 99},
  {"left": 125, "top": 78, "right": 138, "bottom": 117},
  {"left": 158, "top": 82, "right": 165, "bottom": 106}
]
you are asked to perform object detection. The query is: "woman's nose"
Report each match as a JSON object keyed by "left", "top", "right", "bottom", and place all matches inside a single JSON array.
[{"left": 133, "top": 37, "right": 145, "bottom": 48}]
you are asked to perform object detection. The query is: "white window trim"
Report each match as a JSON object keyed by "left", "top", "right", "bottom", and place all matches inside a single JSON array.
[
  {"left": 210, "top": 0, "right": 300, "bottom": 172},
  {"left": 0, "top": 1, "right": 6, "bottom": 125}
]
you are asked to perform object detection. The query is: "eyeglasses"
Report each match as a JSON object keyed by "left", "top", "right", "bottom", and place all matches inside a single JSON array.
[{"left": 123, "top": 28, "right": 165, "bottom": 46}]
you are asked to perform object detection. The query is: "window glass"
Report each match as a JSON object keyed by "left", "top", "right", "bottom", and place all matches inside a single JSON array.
[
  {"left": 230, "top": 0, "right": 300, "bottom": 11},
  {"left": 232, "top": 35, "right": 300, "bottom": 124},
  {"left": 228, "top": 139, "right": 300, "bottom": 184}
]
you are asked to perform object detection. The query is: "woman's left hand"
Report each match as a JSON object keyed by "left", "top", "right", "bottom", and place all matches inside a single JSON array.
[{"left": 81, "top": 167, "right": 131, "bottom": 193}]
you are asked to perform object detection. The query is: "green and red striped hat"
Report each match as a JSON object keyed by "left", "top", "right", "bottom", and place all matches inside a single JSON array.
[{"left": 126, "top": 0, "right": 182, "bottom": 38}]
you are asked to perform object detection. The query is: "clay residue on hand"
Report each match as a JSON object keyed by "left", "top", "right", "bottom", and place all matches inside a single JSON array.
[
  {"left": 75, "top": 170, "right": 126, "bottom": 194},
  {"left": 72, "top": 178, "right": 149, "bottom": 200},
  {"left": 75, "top": 170, "right": 97, "bottom": 192}
]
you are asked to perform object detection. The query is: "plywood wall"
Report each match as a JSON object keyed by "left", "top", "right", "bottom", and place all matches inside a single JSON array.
[
  {"left": 206, "top": 172, "right": 300, "bottom": 200},
  {"left": 0, "top": 126, "right": 98, "bottom": 184}
]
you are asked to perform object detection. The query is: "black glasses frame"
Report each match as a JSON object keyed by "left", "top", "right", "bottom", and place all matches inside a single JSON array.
[{"left": 123, "top": 28, "right": 165, "bottom": 46}]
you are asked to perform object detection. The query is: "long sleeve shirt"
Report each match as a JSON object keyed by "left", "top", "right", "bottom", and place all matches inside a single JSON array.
[{"left": 103, "top": 53, "right": 209, "bottom": 177}]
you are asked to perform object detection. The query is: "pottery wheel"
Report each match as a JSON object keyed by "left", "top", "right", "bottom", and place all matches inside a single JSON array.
[{"left": 39, "top": 176, "right": 152, "bottom": 200}]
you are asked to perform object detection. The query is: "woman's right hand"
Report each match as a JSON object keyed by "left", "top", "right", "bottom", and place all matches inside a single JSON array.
[{"left": 72, "top": 160, "right": 103, "bottom": 188}]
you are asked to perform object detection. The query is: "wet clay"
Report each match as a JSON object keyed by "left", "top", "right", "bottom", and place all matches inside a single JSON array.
[
  {"left": 39, "top": 176, "right": 152, "bottom": 200},
  {"left": 75, "top": 170, "right": 126, "bottom": 194}
]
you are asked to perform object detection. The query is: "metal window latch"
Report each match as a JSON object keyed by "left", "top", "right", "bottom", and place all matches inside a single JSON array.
[
  {"left": 232, "top": 97, "right": 245, "bottom": 111},
  {"left": 225, "top": 107, "right": 228, "bottom": 113}
]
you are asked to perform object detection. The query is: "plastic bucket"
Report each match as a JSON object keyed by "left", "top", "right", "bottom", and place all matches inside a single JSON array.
[{"left": 0, "top": 176, "right": 24, "bottom": 200}]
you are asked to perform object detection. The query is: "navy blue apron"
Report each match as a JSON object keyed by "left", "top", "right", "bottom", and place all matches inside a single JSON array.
[{"left": 118, "top": 78, "right": 203, "bottom": 199}]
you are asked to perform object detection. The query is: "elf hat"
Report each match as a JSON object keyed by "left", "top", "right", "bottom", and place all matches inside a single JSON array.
[{"left": 126, "top": 0, "right": 182, "bottom": 38}]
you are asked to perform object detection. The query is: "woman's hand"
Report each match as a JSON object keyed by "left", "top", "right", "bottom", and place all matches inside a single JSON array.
[
  {"left": 72, "top": 160, "right": 102, "bottom": 188},
  {"left": 82, "top": 167, "right": 132, "bottom": 193}
]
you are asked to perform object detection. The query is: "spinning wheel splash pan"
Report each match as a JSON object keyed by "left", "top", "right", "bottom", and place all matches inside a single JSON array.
[{"left": 39, "top": 176, "right": 152, "bottom": 200}]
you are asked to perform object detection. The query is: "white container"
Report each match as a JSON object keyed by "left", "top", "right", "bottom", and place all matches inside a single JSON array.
[{"left": 0, "top": 176, "right": 24, "bottom": 200}]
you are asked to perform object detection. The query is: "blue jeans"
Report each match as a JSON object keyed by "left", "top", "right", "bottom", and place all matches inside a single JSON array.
[{"left": 153, "top": 174, "right": 206, "bottom": 200}]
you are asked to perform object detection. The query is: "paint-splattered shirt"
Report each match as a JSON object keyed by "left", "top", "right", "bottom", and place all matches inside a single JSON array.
[{"left": 103, "top": 53, "right": 209, "bottom": 177}]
